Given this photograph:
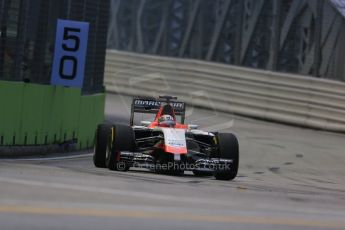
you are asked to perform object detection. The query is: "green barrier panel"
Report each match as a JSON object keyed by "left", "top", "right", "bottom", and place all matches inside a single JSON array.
[
  {"left": 0, "top": 80, "right": 105, "bottom": 150},
  {"left": 48, "top": 86, "right": 65, "bottom": 144},
  {"left": 61, "top": 87, "right": 81, "bottom": 142},
  {"left": 42, "top": 86, "right": 60, "bottom": 144},
  {"left": 0, "top": 81, "right": 23, "bottom": 145},
  {"left": 36, "top": 85, "right": 53, "bottom": 145},
  {"left": 20, "top": 84, "right": 46, "bottom": 145},
  {"left": 78, "top": 95, "right": 93, "bottom": 149},
  {"left": 77, "top": 93, "right": 105, "bottom": 150}
]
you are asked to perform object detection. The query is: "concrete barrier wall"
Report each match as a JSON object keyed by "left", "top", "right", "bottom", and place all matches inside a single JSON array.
[{"left": 105, "top": 50, "right": 345, "bottom": 132}]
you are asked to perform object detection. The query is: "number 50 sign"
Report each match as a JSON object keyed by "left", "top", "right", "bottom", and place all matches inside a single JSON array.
[{"left": 51, "top": 19, "right": 89, "bottom": 88}]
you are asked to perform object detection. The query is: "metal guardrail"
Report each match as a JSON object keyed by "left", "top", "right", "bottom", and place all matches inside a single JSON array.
[{"left": 104, "top": 50, "right": 345, "bottom": 133}]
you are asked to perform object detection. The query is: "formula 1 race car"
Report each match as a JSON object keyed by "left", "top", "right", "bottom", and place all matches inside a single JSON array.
[{"left": 93, "top": 96, "right": 239, "bottom": 180}]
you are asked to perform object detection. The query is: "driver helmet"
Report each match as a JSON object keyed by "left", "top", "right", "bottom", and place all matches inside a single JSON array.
[{"left": 158, "top": 114, "right": 176, "bottom": 126}]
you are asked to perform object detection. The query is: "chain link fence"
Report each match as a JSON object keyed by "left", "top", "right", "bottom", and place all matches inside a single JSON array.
[{"left": 0, "top": 0, "right": 109, "bottom": 94}]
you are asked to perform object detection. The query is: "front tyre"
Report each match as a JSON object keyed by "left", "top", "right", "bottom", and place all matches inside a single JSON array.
[
  {"left": 214, "top": 133, "right": 239, "bottom": 181},
  {"left": 93, "top": 124, "right": 112, "bottom": 168},
  {"left": 106, "top": 124, "right": 135, "bottom": 171}
]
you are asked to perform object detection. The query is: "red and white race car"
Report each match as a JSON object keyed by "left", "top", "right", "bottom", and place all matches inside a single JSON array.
[{"left": 93, "top": 96, "right": 239, "bottom": 180}]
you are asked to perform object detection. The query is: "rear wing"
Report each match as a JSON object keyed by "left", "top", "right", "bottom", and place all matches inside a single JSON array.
[{"left": 130, "top": 98, "right": 186, "bottom": 125}]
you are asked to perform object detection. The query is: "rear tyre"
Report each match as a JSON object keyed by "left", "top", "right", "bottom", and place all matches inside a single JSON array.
[
  {"left": 106, "top": 124, "right": 135, "bottom": 171},
  {"left": 214, "top": 133, "right": 239, "bottom": 181},
  {"left": 93, "top": 124, "right": 112, "bottom": 168}
]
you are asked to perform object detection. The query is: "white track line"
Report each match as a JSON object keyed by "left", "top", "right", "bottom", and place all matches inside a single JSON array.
[{"left": 0, "top": 176, "right": 211, "bottom": 204}]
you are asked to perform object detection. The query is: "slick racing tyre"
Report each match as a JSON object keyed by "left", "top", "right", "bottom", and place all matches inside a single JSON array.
[
  {"left": 93, "top": 124, "right": 112, "bottom": 168},
  {"left": 214, "top": 133, "right": 239, "bottom": 181},
  {"left": 106, "top": 124, "right": 135, "bottom": 171}
]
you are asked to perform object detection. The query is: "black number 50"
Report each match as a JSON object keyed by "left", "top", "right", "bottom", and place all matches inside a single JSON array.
[{"left": 59, "top": 27, "right": 81, "bottom": 80}]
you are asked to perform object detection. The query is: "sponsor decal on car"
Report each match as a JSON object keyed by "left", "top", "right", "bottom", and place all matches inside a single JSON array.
[{"left": 134, "top": 100, "right": 185, "bottom": 110}]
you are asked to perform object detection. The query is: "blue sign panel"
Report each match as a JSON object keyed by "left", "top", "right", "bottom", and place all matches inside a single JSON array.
[{"left": 51, "top": 19, "right": 89, "bottom": 88}]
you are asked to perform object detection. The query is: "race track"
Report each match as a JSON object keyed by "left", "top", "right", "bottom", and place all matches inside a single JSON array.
[{"left": 1, "top": 93, "right": 345, "bottom": 230}]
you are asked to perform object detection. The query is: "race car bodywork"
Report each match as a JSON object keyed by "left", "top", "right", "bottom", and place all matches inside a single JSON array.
[{"left": 93, "top": 96, "right": 239, "bottom": 180}]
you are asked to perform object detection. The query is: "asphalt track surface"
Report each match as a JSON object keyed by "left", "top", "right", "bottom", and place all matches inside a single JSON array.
[{"left": 1, "top": 93, "right": 345, "bottom": 230}]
